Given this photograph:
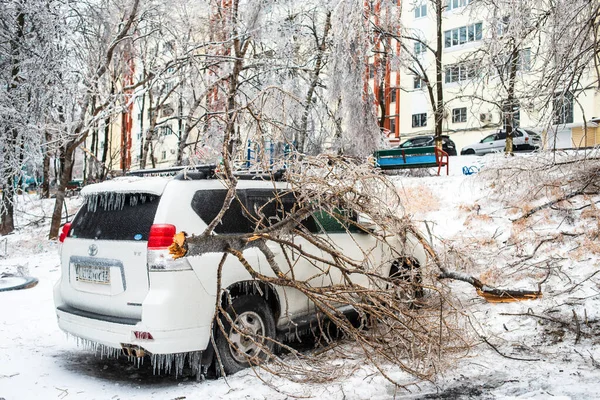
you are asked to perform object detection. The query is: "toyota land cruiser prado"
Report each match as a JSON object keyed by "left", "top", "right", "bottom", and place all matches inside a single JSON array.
[{"left": 54, "top": 167, "right": 426, "bottom": 376}]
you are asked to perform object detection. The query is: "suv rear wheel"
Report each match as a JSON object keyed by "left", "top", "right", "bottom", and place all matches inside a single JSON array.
[
  {"left": 215, "top": 295, "right": 276, "bottom": 375},
  {"left": 389, "top": 258, "right": 424, "bottom": 301}
]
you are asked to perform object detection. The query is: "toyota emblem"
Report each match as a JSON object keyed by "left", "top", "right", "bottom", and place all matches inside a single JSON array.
[{"left": 88, "top": 244, "right": 98, "bottom": 257}]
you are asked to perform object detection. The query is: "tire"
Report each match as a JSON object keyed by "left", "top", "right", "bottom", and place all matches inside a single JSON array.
[
  {"left": 389, "top": 258, "right": 424, "bottom": 300},
  {"left": 0, "top": 276, "right": 39, "bottom": 292},
  {"left": 214, "top": 295, "right": 276, "bottom": 375},
  {"left": 462, "top": 148, "right": 475, "bottom": 155}
]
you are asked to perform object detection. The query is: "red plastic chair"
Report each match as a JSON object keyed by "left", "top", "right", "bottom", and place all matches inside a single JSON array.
[{"left": 434, "top": 148, "right": 449, "bottom": 176}]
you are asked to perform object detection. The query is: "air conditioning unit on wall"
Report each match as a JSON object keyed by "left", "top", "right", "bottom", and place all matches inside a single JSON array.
[{"left": 480, "top": 113, "right": 493, "bottom": 123}]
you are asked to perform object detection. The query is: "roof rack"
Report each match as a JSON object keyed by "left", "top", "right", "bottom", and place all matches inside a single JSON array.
[
  {"left": 127, "top": 165, "right": 217, "bottom": 179},
  {"left": 233, "top": 169, "right": 286, "bottom": 181},
  {"left": 126, "top": 165, "right": 287, "bottom": 181}
]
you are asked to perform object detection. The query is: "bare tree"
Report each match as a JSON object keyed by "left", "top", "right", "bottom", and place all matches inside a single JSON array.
[
  {"left": 48, "top": 0, "right": 141, "bottom": 238},
  {"left": 372, "top": 0, "right": 445, "bottom": 148}
]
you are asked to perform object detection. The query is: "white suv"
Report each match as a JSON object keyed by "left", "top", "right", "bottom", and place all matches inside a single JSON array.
[{"left": 54, "top": 167, "right": 426, "bottom": 376}]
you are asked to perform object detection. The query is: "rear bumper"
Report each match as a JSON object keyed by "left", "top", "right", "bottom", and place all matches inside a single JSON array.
[
  {"left": 54, "top": 269, "right": 216, "bottom": 355},
  {"left": 56, "top": 306, "right": 211, "bottom": 354}
]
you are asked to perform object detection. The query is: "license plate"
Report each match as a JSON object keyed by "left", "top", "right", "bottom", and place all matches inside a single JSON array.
[{"left": 75, "top": 265, "right": 111, "bottom": 284}]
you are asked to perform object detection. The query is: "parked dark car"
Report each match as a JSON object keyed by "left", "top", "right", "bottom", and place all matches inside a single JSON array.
[{"left": 397, "top": 135, "right": 458, "bottom": 156}]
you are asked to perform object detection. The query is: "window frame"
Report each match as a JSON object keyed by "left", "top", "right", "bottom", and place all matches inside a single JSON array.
[
  {"left": 412, "top": 113, "right": 428, "bottom": 128},
  {"left": 414, "top": 41, "right": 427, "bottom": 55},
  {"left": 445, "top": 62, "right": 478, "bottom": 83},
  {"left": 414, "top": 3, "right": 427, "bottom": 18},
  {"left": 553, "top": 91, "right": 574, "bottom": 125},
  {"left": 446, "top": 0, "right": 470, "bottom": 11},
  {"left": 452, "top": 107, "right": 467, "bottom": 123},
  {"left": 413, "top": 76, "right": 424, "bottom": 89},
  {"left": 444, "top": 22, "right": 482, "bottom": 49}
]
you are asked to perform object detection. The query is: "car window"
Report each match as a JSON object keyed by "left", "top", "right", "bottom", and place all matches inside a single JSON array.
[
  {"left": 191, "top": 189, "right": 250, "bottom": 234},
  {"left": 412, "top": 138, "right": 431, "bottom": 146},
  {"left": 481, "top": 134, "right": 496, "bottom": 143},
  {"left": 245, "top": 189, "right": 298, "bottom": 230},
  {"left": 69, "top": 193, "right": 160, "bottom": 240},
  {"left": 191, "top": 189, "right": 322, "bottom": 234},
  {"left": 400, "top": 140, "right": 413, "bottom": 148},
  {"left": 513, "top": 130, "right": 524, "bottom": 137},
  {"left": 496, "top": 131, "right": 507, "bottom": 140}
]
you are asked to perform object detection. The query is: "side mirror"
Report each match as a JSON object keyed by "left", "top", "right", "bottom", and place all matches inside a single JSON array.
[{"left": 357, "top": 213, "right": 378, "bottom": 232}]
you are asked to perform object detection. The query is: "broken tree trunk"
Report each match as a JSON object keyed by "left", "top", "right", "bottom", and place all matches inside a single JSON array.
[{"left": 409, "top": 227, "right": 543, "bottom": 303}]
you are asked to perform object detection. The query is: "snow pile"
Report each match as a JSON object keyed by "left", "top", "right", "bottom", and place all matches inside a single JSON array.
[{"left": 1, "top": 154, "right": 600, "bottom": 399}]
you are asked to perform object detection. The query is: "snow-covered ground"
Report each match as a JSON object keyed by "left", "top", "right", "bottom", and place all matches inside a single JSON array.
[{"left": 1, "top": 154, "right": 599, "bottom": 399}]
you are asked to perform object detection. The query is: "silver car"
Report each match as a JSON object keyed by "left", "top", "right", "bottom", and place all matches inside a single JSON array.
[{"left": 460, "top": 128, "right": 541, "bottom": 155}]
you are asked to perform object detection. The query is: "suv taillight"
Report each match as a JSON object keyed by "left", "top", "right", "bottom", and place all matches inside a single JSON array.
[
  {"left": 59, "top": 222, "right": 72, "bottom": 243},
  {"left": 147, "top": 224, "right": 176, "bottom": 249},
  {"left": 147, "top": 224, "right": 191, "bottom": 271}
]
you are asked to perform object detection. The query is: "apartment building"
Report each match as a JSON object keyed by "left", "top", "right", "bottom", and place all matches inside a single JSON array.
[{"left": 381, "top": 0, "right": 600, "bottom": 152}]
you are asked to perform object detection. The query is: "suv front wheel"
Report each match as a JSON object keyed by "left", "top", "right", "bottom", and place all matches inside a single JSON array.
[{"left": 214, "top": 295, "right": 276, "bottom": 375}]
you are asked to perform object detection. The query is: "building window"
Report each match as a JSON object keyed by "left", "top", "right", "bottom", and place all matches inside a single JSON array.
[
  {"left": 414, "top": 3, "right": 427, "bottom": 18},
  {"left": 497, "top": 16, "right": 510, "bottom": 36},
  {"left": 137, "top": 130, "right": 143, "bottom": 140},
  {"left": 446, "top": 0, "right": 470, "bottom": 11},
  {"left": 161, "top": 150, "right": 167, "bottom": 160},
  {"left": 518, "top": 48, "right": 531, "bottom": 71},
  {"left": 158, "top": 125, "right": 173, "bottom": 136},
  {"left": 390, "top": 89, "right": 397, "bottom": 103},
  {"left": 452, "top": 107, "right": 467, "bottom": 123},
  {"left": 445, "top": 63, "right": 478, "bottom": 83},
  {"left": 414, "top": 42, "right": 427, "bottom": 55},
  {"left": 414, "top": 76, "right": 424, "bottom": 89},
  {"left": 369, "top": 64, "right": 375, "bottom": 79},
  {"left": 389, "top": 118, "right": 396, "bottom": 135},
  {"left": 444, "top": 23, "right": 482, "bottom": 48},
  {"left": 495, "top": 48, "right": 531, "bottom": 76},
  {"left": 412, "top": 113, "right": 427, "bottom": 127},
  {"left": 553, "top": 92, "right": 573, "bottom": 125}
]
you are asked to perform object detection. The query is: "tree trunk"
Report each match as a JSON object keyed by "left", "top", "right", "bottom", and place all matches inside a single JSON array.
[
  {"left": 297, "top": 11, "right": 331, "bottom": 154},
  {"left": 504, "top": 45, "right": 519, "bottom": 155},
  {"left": 434, "top": 0, "right": 444, "bottom": 150},
  {"left": 176, "top": 91, "right": 185, "bottom": 165},
  {"left": 41, "top": 137, "right": 51, "bottom": 199},
  {"left": 0, "top": 177, "right": 15, "bottom": 235},
  {"left": 102, "top": 117, "right": 110, "bottom": 166},
  {"left": 49, "top": 147, "right": 74, "bottom": 238}
]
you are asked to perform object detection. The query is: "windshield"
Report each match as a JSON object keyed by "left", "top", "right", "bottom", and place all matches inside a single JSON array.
[{"left": 68, "top": 192, "right": 160, "bottom": 241}]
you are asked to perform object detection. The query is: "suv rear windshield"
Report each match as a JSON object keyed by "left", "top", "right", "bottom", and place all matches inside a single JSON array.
[{"left": 69, "top": 192, "right": 160, "bottom": 241}]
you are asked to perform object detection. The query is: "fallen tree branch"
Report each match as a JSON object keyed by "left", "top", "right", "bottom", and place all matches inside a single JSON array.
[
  {"left": 514, "top": 181, "right": 593, "bottom": 222},
  {"left": 481, "top": 337, "right": 541, "bottom": 362},
  {"left": 499, "top": 310, "right": 570, "bottom": 326},
  {"left": 409, "top": 227, "right": 542, "bottom": 303}
]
